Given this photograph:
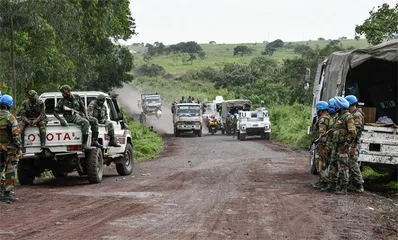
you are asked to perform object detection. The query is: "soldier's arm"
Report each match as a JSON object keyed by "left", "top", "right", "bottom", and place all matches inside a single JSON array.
[
  {"left": 38, "top": 101, "right": 46, "bottom": 121},
  {"left": 102, "top": 106, "right": 108, "bottom": 123},
  {"left": 87, "top": 102, "right": 94, "bottom": 118},
  {"left": 353, "top": 112, "right": 363, "bottom": 144},
  {"left": 53, "top": 99, "right": 63, "bottom": 120},
  {"left": 346, "top": 116, "right": 357, "bottom": 147},
  {"left": 78, "top": 97, "right": 87, "bottom": 117},
  {"left": 318, "top": 117, "right": 329, "bottom": 143},
  {"left": 20, "top": 101, "right": 30, "bottom": 124},
  {"left": 9, "top": 115, "right": 22, "bottom": 150}
]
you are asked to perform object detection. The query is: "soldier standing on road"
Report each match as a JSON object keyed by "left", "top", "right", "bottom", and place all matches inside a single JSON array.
[
  {"left": 19, "top": 90, "right": 47, "bottom": 149},
  {"left": 345, "top": 95, "right": 365, "bottom": 193},
  {"left": 0, "top": 95, "right": 22, "bottom": 202},
  {"left": 311, "top": 101, "right": 330, "bottom": 190},
  {"left": 225, "top": 112, "right": 232, "bottom": 135},
  {"left": 53, "top": 85, "right": 103, "bottom": 150},
  {"left": 232, "top": 113, "right": 238, "bottom": 138},
  {"left": 321, "top": 96, "right": 356, "bottom": 195},
  {"left": 88, "top": 94, "right": 121, "bottom": 147}
]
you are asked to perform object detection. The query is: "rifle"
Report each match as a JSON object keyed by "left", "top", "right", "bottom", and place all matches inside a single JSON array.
[
  {"left": 312, "top": 120, "right": 338, "bottom": 144},
  {"left": 63, "top": 106, "right": 85, "bottom": 117}
]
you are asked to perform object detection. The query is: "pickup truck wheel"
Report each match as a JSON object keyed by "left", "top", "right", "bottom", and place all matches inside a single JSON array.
[
  {"left": 237, "top": 132, "right": 240, "bottom": 140},
  {"left": 116, "top": 143, "right": 134, "bottom": 176},
  {"left": 52, "top": 170, "right": 68, "bottom": 179},
  {"left": 86, "top": 148, "right": 104, "bottom": 184},
  {"left": 309, "top": 144, "right": 317, "bottom": 175},
  {"left": 17, "top": 159, "right": 36, "bottom": 185},
  {"left": 221, "top": 129, "right": 225, "bottom": 134},
  {"left": 239, "top": 134, "right": 246, "bottom": 141},
  {"left": 174, "top": 128, "right": 180, "bottom": 137},
  {"left": 262, "top": 133, "right": 270, "bottom": 140}
]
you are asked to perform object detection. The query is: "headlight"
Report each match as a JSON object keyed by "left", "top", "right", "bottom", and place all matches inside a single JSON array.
[
  {"left": 240, "top": 125, "right": 246, "bottom": 130},
  {"left": 194, "top": 121, "right": 201, "bottom": 125},
  {"left": 264, "top": 125, "right": 269, "bottom": 129}
]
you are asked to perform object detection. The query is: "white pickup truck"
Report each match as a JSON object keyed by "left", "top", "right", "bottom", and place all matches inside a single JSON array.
[
  {"left": 18, "top": 91, "right": 134, "bottom": 184},
  {"left": 237, "top": 109, "right": 271, "bottom": 141}
]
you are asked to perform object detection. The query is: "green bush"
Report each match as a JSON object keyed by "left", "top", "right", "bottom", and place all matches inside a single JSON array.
[
  {"left": 123, "top": 110, "right": 163, "bottom": 161},
  {"left": 268, "top": 103, "right": 311, "bottom": 148},
  {"left": 136, "top": 63, "right": 166, "bottom": 77}
]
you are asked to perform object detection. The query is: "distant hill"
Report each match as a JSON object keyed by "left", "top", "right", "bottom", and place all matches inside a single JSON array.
[{"left": 128, "top": 39, "right": 369, "bottom": 76}]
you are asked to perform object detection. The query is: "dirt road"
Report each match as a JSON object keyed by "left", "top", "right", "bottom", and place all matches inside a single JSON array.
[{"left": 0, "top": 84, "right": 397, "bottom": 240}]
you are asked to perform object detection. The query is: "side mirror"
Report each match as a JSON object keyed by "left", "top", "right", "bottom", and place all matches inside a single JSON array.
[{"left": 118, "top": 112, "right": 124, "bottom": 120}]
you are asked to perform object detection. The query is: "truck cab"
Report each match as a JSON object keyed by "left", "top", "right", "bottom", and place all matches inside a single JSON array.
[
  {"left": 308, "top": 40, "right": 398, "bottom": 174},
  {"left": 173, "top": 103, "right": 203, "bottom": 137},
  {"left": 18, "top": 91, "right": 134, "bottom": 185}
]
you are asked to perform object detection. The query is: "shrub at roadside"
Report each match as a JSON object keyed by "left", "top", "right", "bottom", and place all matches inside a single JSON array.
[
  {"left": 268, "top": 103, "right": 311, "bottom": 148},
  {"left": 123, "top": 110, "right": 163, "bottom": 161}
]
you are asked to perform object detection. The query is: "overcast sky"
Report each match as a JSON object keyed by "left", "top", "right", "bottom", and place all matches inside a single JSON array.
[{"left": 122, "top": 0, "right": 396, "bottom": 45}]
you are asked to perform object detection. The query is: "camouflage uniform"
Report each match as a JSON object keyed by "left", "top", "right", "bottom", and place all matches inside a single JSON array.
[
  {"left": 323, "top": 111, "right": 356, "bottom": 194},
  {"left": 0, "top": 109, "right": 21, "bottom": 201},
  {"left": 232, "top": 116, "right": 238, "bottom": 138},
  {"left": 87, "top": 95, "right": 120, "bottom": 147},
  {"left": 54, "top": 85, "right": 102, "bottom": 150},
  {"left": 313, "top": 113, "right": 330, "bottom": 186},
  {"left": 20, "top": 90, "right": 47, "bottom": 148},
  {"left": 225, "top": 115, "right": 232, "bottom": 135},
  {"left": 349, "top": 108, "right": 365, "bottom": 187}
]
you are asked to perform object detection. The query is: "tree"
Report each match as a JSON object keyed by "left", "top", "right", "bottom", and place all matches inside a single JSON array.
[
  {"left": 354, "top": 36, "right": 360, "bottom": 41},
  {"left": 294, "top": 45, "right": 313, "bottom": 55},
  {"left": 318, "top": 37, "right": 325, "bottom": 41},
  {"left": 209, "top": 41, "right": 216, "bottom": 44},
  {"left": 355, "top": 3, "right": 398, "bottom": 45},
  {"left": 262, "top": 39, "right": 284, "bottom": 56},
  {"left": 233, "top": 45, "right": 252, "bottom": 56},
  {"left": 329, "top": 40, "right": 340, "bottom": 46}
]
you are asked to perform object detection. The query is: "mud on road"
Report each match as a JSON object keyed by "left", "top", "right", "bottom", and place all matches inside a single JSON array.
[{"left": 0, "top": 84, "right": 397, "bottom": 240}]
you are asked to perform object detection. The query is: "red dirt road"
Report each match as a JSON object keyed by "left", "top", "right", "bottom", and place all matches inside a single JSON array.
[{"left": 0, "top": 84, "right": 397, "bottom": 240}]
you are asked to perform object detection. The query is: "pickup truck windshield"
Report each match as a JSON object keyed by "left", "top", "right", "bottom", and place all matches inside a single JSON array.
[
  {"left": 177, "top": 106, "right": 201, "bottom": 116},
  {"left": 146, "top": 98, "right": 161, "bottom": 104}
]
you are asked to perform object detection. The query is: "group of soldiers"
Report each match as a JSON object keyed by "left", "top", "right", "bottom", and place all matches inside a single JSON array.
[
  {"left": 311, "top": 95, "right": 365, "bottom": 195},
  {"left": 0, "top": 85, "right": 120, "bottom": 202}
]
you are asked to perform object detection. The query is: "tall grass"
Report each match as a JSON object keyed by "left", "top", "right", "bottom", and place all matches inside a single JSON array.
[
  {"left": 268, "top": 103, "right": 312, "bottom": 148},
  {"left": 123, "top": 110, "right": 163, "bottom": 161}
]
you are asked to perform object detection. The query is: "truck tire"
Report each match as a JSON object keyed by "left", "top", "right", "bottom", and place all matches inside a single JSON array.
[
  {"left": 239, "top": 134, "right": 246, "bottom": 141},
  {"left": 198, "top": 129, "right": 202, "bottom": 137},
  {"left": 237, "top": 131, "right": 240, "bottom": 140},
  {"left": 116, "top": 143, "right": 134, "bottom": 176},
  {"left": 221, "top": 129, "right": 225, "bottom": 134},
  {"left": 309, "top": 144, "right": 317, "bottom": 175},
  {"left": 174, "top": 128, "right": 180, "bottom": 137},
  {"left": 86, "top": 148, "right": 104, "bottom": 184},
  {"left": 17, "top": 159, "right": 36, "bottom": 185},
  {"left": 262, "top": 133, "right": 270, "bottom": 140},
  {"left": 52, "top": 170, "right": 68, "bottom": 179}
]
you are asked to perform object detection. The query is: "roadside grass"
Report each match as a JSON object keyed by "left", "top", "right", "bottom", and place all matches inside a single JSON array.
[
  {"left": 123, "top": 110, "right": 163, "bottom": 162},
  {"left": 268, "top": 103, "right": 311, "bottom": 148},
  {"left": 129, "top": 39, "right": 369, "bottom": 76},
  {"left": 362, "top": 166, "right": 398, "bottom": 192}
]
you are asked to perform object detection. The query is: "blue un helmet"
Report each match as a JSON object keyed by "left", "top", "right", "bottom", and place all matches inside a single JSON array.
[
  {"left": 345, "top": 95, "right": 358, "bottom": 106},
  {"left": 334, "top": 96, "right": 350, "bottom": 109},
  {"left": 0, "top": 95, "right": 13, "bottom": 108},
  {"left": 227, "top": 112, "right": 231, "bottom": 116},
  {"left": 315, "top": 101, "right": 329, "bottom": 111},
  {"left": 234, "top": 113, "right": 238, "bottom": 117},
  {"left": 328, "top": 98, "right": 337, "bottom": 114}
]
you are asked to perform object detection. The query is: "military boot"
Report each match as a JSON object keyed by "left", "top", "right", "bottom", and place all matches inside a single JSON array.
[
  {"left": 321, "top": 182, "right": 337, "bottom": 193},
  {"left": 311, "top": 180, "right": 322, "bottom": 189},
  {"left": 91, "top": 132, "right": 104, "bottom": 149},
  {"left": 1, "top": 190, "right": 16, "bottom": 203},
  {"left": 82, "top": 134, "right": 92, "bottom": 151},
  {"left": 355, "top": 184, "right": 364, "bottom": 193},
  {"left": 335, "top": 185, "right": 348, "bottom": 195},
  {"left": 108, "top": 136, "right": 121, "bottom": 147},
  {"left": 40, "top": 132, "right": 46, "bottom": 149}
]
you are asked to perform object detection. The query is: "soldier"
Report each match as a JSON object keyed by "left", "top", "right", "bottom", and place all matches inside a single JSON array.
[
  {"left": 232, "top": 113, "right": 238, "bottom": 138},
  {"left": 225, "top": 112, "right": 232, "bottom": 135},
  {"left": 345, "top": 95, "right": 365, "bottom": 193},
  {"left": 260, "top": 100, "right": 265, "bottom": 108},
  {"left": 53, "top": 85, "right": 103, "bottom": 150},
  {"left": 180, "top": 96, "right": 186, "bottom": 103},
  {"left": 0, "top": 95, "right": 22, "bottom": 202},
  {"left": 87, "top": 94, "right": 121, "bottom": 147},
  {"left": 20, "top": 90, "right": 47, "bottom": 149},
  {"left": 321, "top": 96, "right": 356, "bottom": 195},
  {"left": 311, "top": 101, "right": 330, "bottom": 189}
]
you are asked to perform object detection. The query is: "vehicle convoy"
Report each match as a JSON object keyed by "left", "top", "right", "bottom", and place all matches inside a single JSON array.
[
  {"left": 308, "top": 40, "right": 398, "bottom": 175},
  {"left": 236, "top": 109, "right": 271, "bottom": 141},
  {"left": 139, "top": 93, "right": 162, "bottom": 119},
  {"left": 220, "top": 99, "right": 252, "bottom": 134},
  {"left": 173, "top": 103, "right": 203, "bottom": 137},
  {"left": 18, "top": 91, "right": 134, "bottom": 185}
]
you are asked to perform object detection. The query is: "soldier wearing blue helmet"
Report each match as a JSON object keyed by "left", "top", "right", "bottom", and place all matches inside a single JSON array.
[
  {"left": 232, "top": 113, "right": 239, "bottom": 138},
  {"left": 311, "top": 101, "right": 330, "bottom": 189},
  {"left": 345, "top": 95, "right": 365, "bottom": 193},
  {"left": 321, "top": 96, "right": 356, "bottom": 195}
]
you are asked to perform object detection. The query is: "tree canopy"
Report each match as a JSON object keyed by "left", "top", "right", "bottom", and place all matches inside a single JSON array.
[{"left": 355, "top": 3, "right": 398, "bottom": 45}]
